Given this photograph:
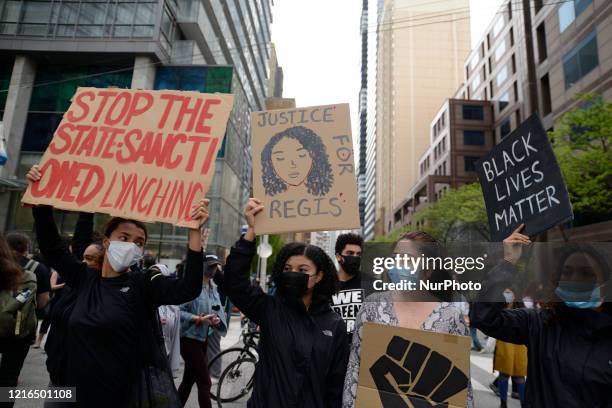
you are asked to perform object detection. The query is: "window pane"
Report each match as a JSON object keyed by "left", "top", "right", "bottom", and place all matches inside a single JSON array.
[
  {"left": 76, "top": 25, "right": 103, "bottom": 37},
  {"left": 471, "top": 73, "right": 481, "bottom": 92},
  {"left": 574, "top": 0, "right": 592, "bottom": 17},
  {"left": 464, "top": 156, "right": 481, "bottom": 172},
  {"left": 18, "top": 23, "right": 47, "bottom": 36},
  {"left": 56, "top": 24, "right": 75, "bottom": 37},
  {"left": 135, "top": 3, "right": 155, "bottom": 25},
  {"left": 578, "top": 34, "right": 599, "bottom": 78},
  {"left": 59, "top": 3, "right": 79, "bottom": 24},
  {"left": 499, "top": 90, "right": 510, "bottom": 111},
  {"left": 500, "top": 118, "right": 511, "bottom": 139},
  {"left": 133, "top": 25, "right": 154, "bottom": 37},
  {"left": 115, "top": 3, "right": 135, "bottom": 25},
  {"left": 21, "top": 113, "right": 63, "bottom": 152},
  {"left": 558, "top": 1, "right": 575, "bottom": 32},
  {"left": 22, "top": 1, "right": 51, "bottom": 23},
  {"left": 495, "top": 41, "right": 506, "bottom": 61},
  {"left": 0, "top": 22, "right": 17, "bottom": 34},
  {"left": 493, "top": 16, "right": 504, "bottom": 37},
  {"left": 113, "top": 25, "right": 132, "bottom": 37},
  {"left": 496, "top": 66, "right": 508, "bottom": 87},
  {"left": 462, "top": 105, "right": 484, "bottom": 120},
  {"left": 1, "top": 1, "right": 21, "bottom": 22},
  {"left": 464, "top": 131, "right": 485, "bottom": 145},
  {"left": 79, "top": 3, "right": 107, "bottom": 25}
]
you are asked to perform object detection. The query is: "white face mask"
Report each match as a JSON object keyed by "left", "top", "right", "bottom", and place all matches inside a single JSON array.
[
  {"left": 106, "top": 241, "right": 143, "bottom": 272},
  {"left": 522, "top": 297, "right": 534, "bottom": 309},
  {"left": 503, "top": 290, "right": 515, "bottom": 304}
]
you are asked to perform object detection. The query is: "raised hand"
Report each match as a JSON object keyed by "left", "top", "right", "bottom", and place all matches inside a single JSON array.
[
  {"left": 243, "top": 198, "right": 264, "bottom": 242},
  {"left": 190, "top": 198, "right": 210, "bottom": 229},
  {"left": 503, "top": 224, "right": 531, "bottom": 265}
]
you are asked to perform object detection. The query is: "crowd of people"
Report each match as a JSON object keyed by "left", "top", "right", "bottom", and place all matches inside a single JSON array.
[{"left": 0, "top": 166, "right": 610, "bottom": 408}]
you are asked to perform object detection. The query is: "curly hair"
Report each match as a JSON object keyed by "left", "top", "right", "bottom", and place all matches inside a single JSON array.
[
  {"left": 272, "top": 242, "right": 338, "bottom": 302},
  {"left": 261, "top": 126, "right": 334, "bottom": 197},
  {"left": 335, "top": 233, "right": 364, "bottom": 254},
  {"left": 0, "top": 234, "right": 22, "bottom": 292}
]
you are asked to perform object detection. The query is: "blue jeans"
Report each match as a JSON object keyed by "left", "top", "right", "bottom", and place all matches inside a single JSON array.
[{"left": 470, "top": 326, "right": 482, "bottom": 350}]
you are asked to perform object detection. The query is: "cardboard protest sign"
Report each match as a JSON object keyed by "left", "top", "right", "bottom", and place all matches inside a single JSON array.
[
  {"left": 475, "top": 114, "right": 573, "bottom": 241},
  {"left": 21, "top": 87, "right": 234, "bottom": 228},
  {"left": 356, "top": 322, "right": 470, "bottom": 408},
  {"left": 251, "top": 103, "right": 361, "bottom": 234}
]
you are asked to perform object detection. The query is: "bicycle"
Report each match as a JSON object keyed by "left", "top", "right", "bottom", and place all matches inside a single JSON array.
[{"left": 209, "top": 323, "right": 259, "bottom": 405}]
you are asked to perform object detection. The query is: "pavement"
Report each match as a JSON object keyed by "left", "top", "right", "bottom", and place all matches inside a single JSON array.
[{"left": 14, "top": 323, "right": 518, "bottom": 408}]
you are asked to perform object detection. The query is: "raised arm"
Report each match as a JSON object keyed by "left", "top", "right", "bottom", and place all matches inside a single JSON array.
[
  {"left": 147, "top": 199, "right": 208, "bottom": 307},
  {"left": 71, "top": 212, "right": 94, "bottom": 261},
  {"left": 223, "top": 198, "right": 269, "bottom": 326},
  {"left": 470, "top": 225, "right": 535, "bottom": 345}
]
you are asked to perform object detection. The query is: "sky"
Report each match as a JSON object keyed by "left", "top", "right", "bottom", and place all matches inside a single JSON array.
[{"left": 270, "top": 0, "right": 503, "bottom": 140}]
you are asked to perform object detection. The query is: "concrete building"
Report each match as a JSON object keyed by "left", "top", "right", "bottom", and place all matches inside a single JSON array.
[
  {"left": 392, "top": 99, "right": 493, "bottom": 228},
  {"left": 357, "top": 0, "right": 368, "bottom": 228},
  {"left": 266, "top": 43, "right": 283, "bottom": 98},
  {"left": 374, "top": 0, "right": 472, "bottom": 236},
  {"left": 392, "top": 0, "right": 612, "bottom": 236},
  {"left": 0, "top": 0, "right": 273, "bottom": 257}
]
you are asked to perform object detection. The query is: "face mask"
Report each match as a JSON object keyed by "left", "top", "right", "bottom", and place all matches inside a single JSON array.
[
  {"left": 522, "top": 297, "right": 534, "bottom": 309},
  {"left": 340, "top": 255, "right": 361, "bottom": 276},
  {"left": 503, "top": 290, "right": 515, "bottom": 304},
  {"left": 387, "top": 265, "right": 419, "bottom": 284},
  {"left": 106, "top": 241, "right": 143, "bottom": 272},
  {"left": 278, "top": 271, "right": 310, "bottom": 299},
  {"left": 555, "top": 281, "right": 604, "bottom": 309}
]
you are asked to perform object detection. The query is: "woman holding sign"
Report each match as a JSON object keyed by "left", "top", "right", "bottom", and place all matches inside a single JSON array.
[
  {"left": 342, "top": 231, "right": 474, "bottom": 408},
  {"left": 222, "top": 198, "right": 349, "bottom": 408},
  {"left": 471, "top": 225, "right": 612, "bottom": 408},
  {"left": 27, "top": 164, "right": 207, "bottom": 408}
]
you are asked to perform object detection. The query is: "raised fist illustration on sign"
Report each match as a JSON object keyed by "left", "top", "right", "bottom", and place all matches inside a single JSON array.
[{"left": 369, "top": 336, "right": 468, "bottom": 408}]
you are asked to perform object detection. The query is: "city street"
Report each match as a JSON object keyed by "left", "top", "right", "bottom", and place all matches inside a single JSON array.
[{"left": 15, "top": 320, "right": 518, "bottom": 408}]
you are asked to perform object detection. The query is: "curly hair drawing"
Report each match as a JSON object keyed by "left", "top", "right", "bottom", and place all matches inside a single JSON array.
[{"left": 261, "top": 125, "right": 334, "bottom": 197}]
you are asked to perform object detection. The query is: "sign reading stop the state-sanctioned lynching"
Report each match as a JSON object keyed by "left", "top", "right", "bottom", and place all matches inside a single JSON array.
[
  {"left": 475, "top": 113, "right": 573, "bottom": 241},
  {"left": 21, "top": 87, "right": 234, "bottom": 228},
  {"left": 251, "top": 103, "right": 361, "bottom": 235}
]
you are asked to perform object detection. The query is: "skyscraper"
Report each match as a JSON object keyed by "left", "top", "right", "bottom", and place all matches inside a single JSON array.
[{"left": 0, "top": 0, "right": 273, "bottom": 256}]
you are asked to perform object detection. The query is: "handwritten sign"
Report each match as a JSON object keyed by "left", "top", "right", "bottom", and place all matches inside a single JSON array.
[
  {"left": 356, "top": 322, "right": 470, "bottom": 408},
  {"left": 21, "top": 87, "right": 234, "bottom": 228},
  {"left": 251, "top": 103, "right": 361, "bottom": 235},
  {"left": 475, "top": 114, "right": 573, "bottom": 241}
]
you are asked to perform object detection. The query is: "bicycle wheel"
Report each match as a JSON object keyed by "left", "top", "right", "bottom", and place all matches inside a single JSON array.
[
  {"left": 209, "top": 347, "right": 255, "bottom": 401},
  {"left": 216, "top": 357, "right": 257, "bottom": 404}
]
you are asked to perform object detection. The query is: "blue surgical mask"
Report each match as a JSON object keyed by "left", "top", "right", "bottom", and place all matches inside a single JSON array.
[
  {"left": 555, "top": 280, "right": 604, "bottom": 309},
  {"left": 387, "top": 265, "right": 419, "bottom": 284}
]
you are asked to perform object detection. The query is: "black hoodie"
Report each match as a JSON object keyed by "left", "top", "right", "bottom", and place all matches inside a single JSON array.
[
  {"left": 471, "top": 260, "right": 612, "bottom": 408},
  {"left": 224, "top": 237, "right": 349, "bottom": 408}
]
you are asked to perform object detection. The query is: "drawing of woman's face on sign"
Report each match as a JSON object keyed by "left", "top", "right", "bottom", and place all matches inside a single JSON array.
[{"left": 261, "top": 126, "right": 334, "bottom": 197}]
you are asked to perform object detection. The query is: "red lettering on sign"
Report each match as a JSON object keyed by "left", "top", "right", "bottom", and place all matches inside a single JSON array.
[{"left": 66, "top": 91, "right": 94, "bottom": 123}]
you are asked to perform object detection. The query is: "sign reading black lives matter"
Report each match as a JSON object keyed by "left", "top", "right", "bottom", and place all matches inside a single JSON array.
[{"left": 475, "top": 114, "right": 573, "bottom": 241}]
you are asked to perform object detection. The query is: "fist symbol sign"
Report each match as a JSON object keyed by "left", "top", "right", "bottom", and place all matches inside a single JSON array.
[{"left": 369, "top": 336, "right": 468, "bottom": 408}]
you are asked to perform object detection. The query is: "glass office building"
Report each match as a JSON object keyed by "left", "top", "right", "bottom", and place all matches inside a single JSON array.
[{"left": 0, "top": 0, "right": 273, "bottom": 258}]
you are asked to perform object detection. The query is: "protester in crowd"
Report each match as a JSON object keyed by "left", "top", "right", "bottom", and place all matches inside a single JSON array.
[
  {"left": 151, "top": 264, "right": 181, "bottom": 376},
  {"left": 0, "top": 234, "right": 38, "bottom": 408},
  {"left": 471, "top": 224, "right": 612, "bottom": 408},
  {"left": 143, "top": 253, "right": 157, "bottom": 270},
  {"left": 6, "top": 232, "right": 50, "bottom": 311},
  {"left": 342, "top": 231, "right": 474, "bottom": 408},
  {"left": 492, "top": 288, "right": 527, "bottom": 408},
  {"left": 34, "top": 269, "right": 65, "bottom": 349},
  {"left": 27, "top": 164, "right": 208, "bottom": 408},
  {"left": 178, "top": 253, "right": 227, "bottom": 408},
  {"left": 331, "top": 233, "right": 364, "bottom": 345},
  {"left": 223, "top": 198, "right": 349, "bottom": 408},
  {"left": 203, "top": 254, "right": 226, "bottom": 381}
]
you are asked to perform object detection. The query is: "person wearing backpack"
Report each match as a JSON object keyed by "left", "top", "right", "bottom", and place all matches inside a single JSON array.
[
  {"left": 0, "top": 233, "right": 39, "bottom": 407},
  {"left": 6, "top": 232, "right": 51, "bottom": 311}
]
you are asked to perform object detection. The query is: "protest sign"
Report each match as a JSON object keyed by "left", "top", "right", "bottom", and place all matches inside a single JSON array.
[
  {"left": 475, "top": 114, "right": 573, "bottom": 241},
  {"left": 21, "top": 87, "right": 234, "bottom": 228},
  {"left": 356, "top": 322, "right": 470, "bottom": 408},
  {"left": 251, "top": 103, "right": 361, "bottom": 234}
]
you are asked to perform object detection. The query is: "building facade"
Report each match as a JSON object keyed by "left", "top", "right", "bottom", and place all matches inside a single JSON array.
[
  {"left": 0, "top": 0, "right": 273, "bottom": 257},
  {"left": 374, "top": 0, "right": 472, "bottom": 236},
  {"left": 393, "top": 0, "right": 612, "bottom": 234},
  {"left": 357, "top": 0, "right": 368, "bottom": 229}
]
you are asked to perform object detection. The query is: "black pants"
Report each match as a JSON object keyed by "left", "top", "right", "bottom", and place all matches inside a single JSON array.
[
  {"left": 0, "top": 337, "right": 32, "bottom": 408},
  {"left": 178, "top": 337, "right": 211, "bottom": 408}
]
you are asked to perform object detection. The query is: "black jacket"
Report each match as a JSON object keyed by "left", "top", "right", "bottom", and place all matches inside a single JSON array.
[
  {"left": 470, "top": 261, "right": 612, "bottom": 408},
  {"left": 224, "top": 237, "right": 349, "bottom": 408},
  {"left": 33, "top": 206, "right": 202, "bottom": 407}
]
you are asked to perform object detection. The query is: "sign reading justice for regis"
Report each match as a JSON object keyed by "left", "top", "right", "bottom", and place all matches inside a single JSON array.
[{"left": 21, "top": 87, "right": 234, "bottom": 228}]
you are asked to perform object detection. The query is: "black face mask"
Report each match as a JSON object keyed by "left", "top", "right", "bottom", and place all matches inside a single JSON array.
[
  {"left": 278, "top": 271, "right": 309, "bottom": 299},
  {"left": 340, "top": 255, "right": 361, "bottom": 276}
]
